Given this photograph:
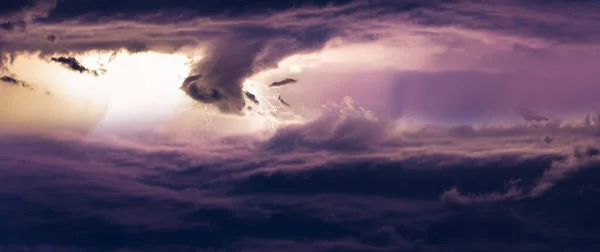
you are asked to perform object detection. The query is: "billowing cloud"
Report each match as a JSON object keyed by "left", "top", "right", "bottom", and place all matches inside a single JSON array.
[{"left": 178, "top": 25, "right": 334, "bottom": 113}]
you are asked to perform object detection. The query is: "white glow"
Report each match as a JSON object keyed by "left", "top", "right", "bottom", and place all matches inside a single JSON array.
[
  {"left": 242, "top": 78, "right": 284, "bottom": 131},
  {"left": 78, "top": 51, "right": 192, "bottom": 125},
  {"left": 7, "top": 51, "right": 192, "bottom": 131}
]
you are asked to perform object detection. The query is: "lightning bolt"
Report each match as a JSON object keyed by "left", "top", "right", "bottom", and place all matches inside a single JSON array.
[
  {"left": 243, "top": 79, "right": 288, "bottom": 132},
  {"left": 178, "top": 102, "right": 214, "bottom": 136},
  {"left": 197, "top": 104, "right": 213, "bottom": 133},
  {"left": 181, "top": 78, "right": 303, "bottom": 136}
]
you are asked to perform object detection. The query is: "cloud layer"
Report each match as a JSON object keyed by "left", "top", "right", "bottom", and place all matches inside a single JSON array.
[
  {"left": 2, "top": 0, "right": 600, "bottom": 251},
  {"left": 1, "top": 96, "right": 600, "bottom": 250}
]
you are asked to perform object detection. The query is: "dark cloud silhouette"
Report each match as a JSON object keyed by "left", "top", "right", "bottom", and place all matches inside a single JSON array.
[
  {"left": 50, "top": 57, "right": 99, "bottom": 76},
  {"left": 574, "top": 146, "right": 600, "bottom": 159},
  {"left": 1, "top": 75, "right": 33, "bottom": 89},
  {"left": 0, "top": 76, "right": 19, "bottom": 84},
  {"left": 46, "top": 34, "right": 56, "bottom": 42},
  {"left": 269, "top": 78, "right": 297, "bottom": 87},
  {"left": 277, "top": 95, "right": 291, "bottom": 107},
  {"left": 517, "top": 107, "right": 549, "bottom": 122},
  {"left": 50, "top": 57, "right": 87, "bottom": 72},
  {"left": 245, "top": 91, "right": 259, "bottom": 105},
  {"left": 180, "top": 74, "right": 227, "bottom": 105}
]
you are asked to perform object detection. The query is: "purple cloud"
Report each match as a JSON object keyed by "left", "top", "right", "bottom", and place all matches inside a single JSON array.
[
  {"left": 1, "top": 104, "right": 600, "bottom": 250},
  {"left": 1, "top": 1, "right": 600, "bottom": 251}
]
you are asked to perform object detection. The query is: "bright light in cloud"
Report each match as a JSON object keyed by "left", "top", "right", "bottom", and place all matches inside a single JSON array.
[
  {"left": 242, "top": 78, "right": 283, "bottom": 130},
  {"left": 3, "top": 49, "right": 314, "bottom": 135},
  {"left": 6, "top": 51, "right": 193, "bottom": 131},
  {"left": 78, "top": 51, "right": 192, "bottom": 125}
]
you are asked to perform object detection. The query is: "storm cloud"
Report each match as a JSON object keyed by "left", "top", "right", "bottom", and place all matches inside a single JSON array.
[
  {"left": 179, "top": 26, "right": 334, "bottom": 113},
  {"left": 1, "top": 0, "right": 600, "bottom": 251}
]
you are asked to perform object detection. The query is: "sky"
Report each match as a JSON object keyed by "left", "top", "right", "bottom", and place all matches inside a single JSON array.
[{"left": 1, "top": 0, "right": 600, "bottom": 251}]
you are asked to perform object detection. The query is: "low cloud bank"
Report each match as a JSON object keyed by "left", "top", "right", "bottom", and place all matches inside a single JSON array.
[{"left": 1, "top": 96, "right": 600, "bottom": 251}]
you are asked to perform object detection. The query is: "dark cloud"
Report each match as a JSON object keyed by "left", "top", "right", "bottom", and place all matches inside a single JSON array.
[
  {"left": 517, "top": 107, "right": 549, "bottom": 122},
  {"left": 574, "top": 146, "right": 600, "bottom": 159},
  {"left": 46, "top": 34, "right": 56, "bottom": 42},
  {"left": 50, "top": 56, "right": 99, "bottom": 76},
  {"left": 278, "top": 95, "right": 291, "bottom": 107},
  {"left": 0, "top": 76, "right": 19, "bottom": 84},
  {"left": 180, "top": 74, "right": 225, "bottom": 105},
  {"left": 269, "top": 78, "right": 297, "bottom": 87},
  {"left": 50, "top": 56, "right": 87, "bottom": 72},
  {"left": 245, "top": 91, "right": 260, "bottom": 105},
  {"left": 44, "top": 0, "right": 355, "bottom": 21},
  {"left": 1, "top": 75, "right": 33, "bottom": 89},
  {"left": 404, "top": 0, "right": 600, "bottom": 44}
]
